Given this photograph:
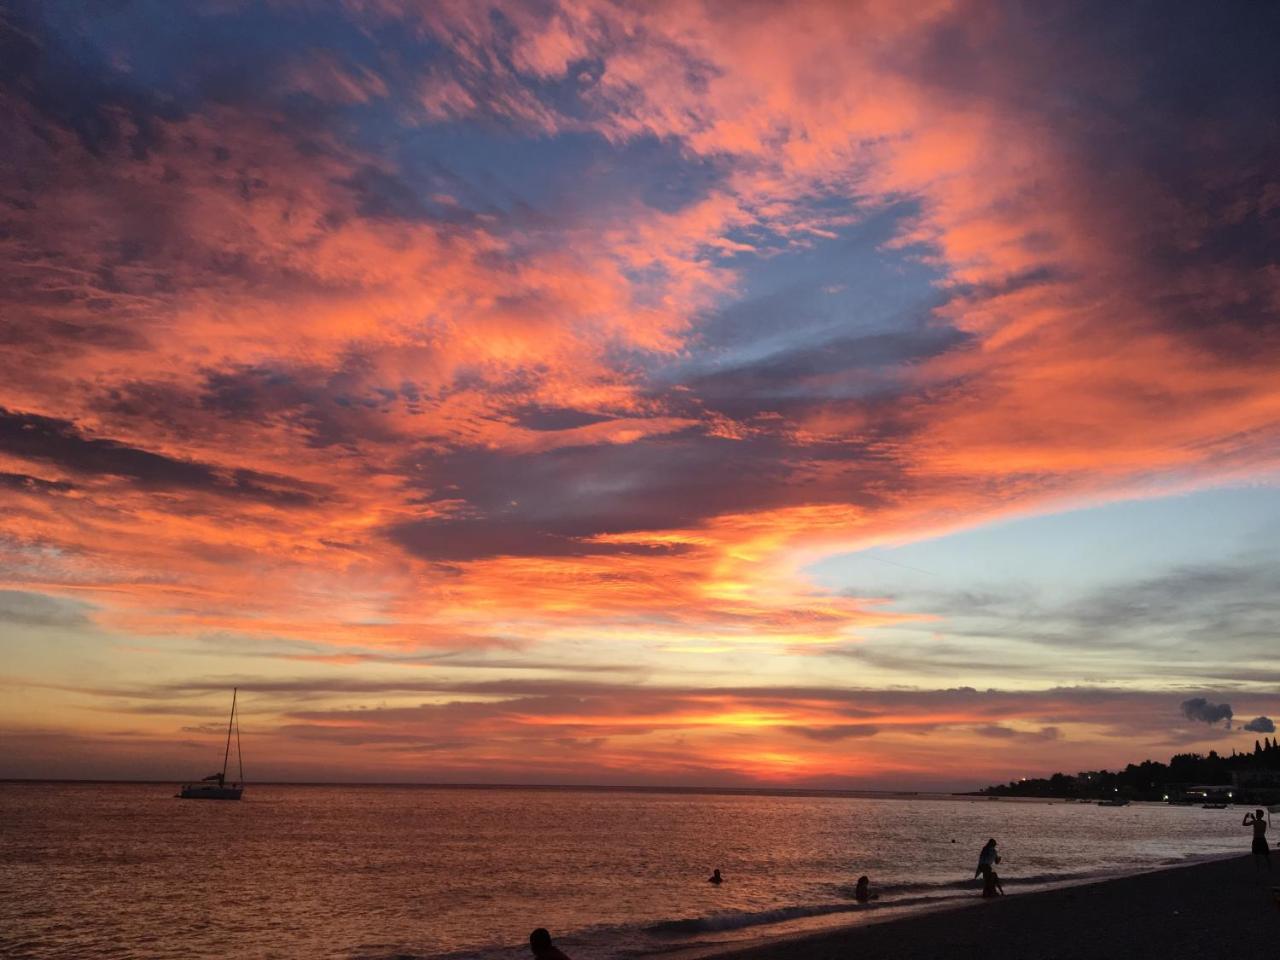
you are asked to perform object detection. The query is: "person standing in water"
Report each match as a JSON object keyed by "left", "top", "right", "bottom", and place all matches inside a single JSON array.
[
  {"left": 854, "top": 876, "right": 878, "bottom": 902},
  {"left": 1243, "top": 810, "right": 1271, "bottom": 870},
  {"left": 708, "top": 868, "right": 723, "bottom": 884},
  {"left": 975, "top": 838, "right": 1002, "bottom": 897}
]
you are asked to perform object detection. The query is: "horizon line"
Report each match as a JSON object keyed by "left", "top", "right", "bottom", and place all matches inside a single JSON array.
[{"left": 1, "top": 777, "right": 976, "bottom": 797}]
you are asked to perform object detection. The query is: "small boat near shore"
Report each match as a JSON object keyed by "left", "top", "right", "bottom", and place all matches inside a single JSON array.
[{"left": 177, "top": 688, "right": 245, "bottom": 800}]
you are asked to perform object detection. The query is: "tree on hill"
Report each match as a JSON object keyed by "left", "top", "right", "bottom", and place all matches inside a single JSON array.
[{"left": 980, "top": 741, "right": 1280, "bottom": 800}]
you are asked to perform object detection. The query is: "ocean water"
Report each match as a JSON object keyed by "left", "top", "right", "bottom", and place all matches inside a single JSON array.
[{"left": 0, "top": 783, "right": 1248, "bottom": 960}]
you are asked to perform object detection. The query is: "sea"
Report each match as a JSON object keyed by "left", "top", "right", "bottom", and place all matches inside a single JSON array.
[{"left": 0, "top": 782, "right": 1248, "bottom": 960}]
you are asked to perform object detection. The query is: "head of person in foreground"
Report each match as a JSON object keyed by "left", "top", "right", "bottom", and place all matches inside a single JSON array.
[{"left": 530, "top": 928, "right": 571, "bottom": 960}]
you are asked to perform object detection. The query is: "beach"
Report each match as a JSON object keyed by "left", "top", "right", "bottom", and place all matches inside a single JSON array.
[{"left": 716, "top": 855, "right": 1277, "bottom": 960}]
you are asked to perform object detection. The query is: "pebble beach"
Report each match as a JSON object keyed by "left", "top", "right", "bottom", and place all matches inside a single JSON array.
[{"left": 716, "top": 855, "right": 1278, "bottom": 960}]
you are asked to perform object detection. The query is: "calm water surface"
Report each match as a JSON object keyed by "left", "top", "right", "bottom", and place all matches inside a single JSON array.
[{"left": 0, "top": 783, "right": 1246, "bottom": 960}]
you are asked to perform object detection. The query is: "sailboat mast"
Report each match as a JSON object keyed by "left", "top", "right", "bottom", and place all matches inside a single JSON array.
[
  {"left": 235, "top": 701, "right": 245, "bottom": 785},
  {"left": 222, "top": 687, "right": 237, "bottom": 779}
]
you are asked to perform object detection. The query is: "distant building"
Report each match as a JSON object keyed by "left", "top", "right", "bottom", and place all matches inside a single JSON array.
[
  {"left": 1232, "top": 770, "right": 1280, "bottom": 803},
  {"left": 1185, "top": 785, "right": 1235, "bottom": 801}
]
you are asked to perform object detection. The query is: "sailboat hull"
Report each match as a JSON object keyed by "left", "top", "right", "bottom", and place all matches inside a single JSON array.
[{"left": 177, "top": 784, "right": 243, "bottom": 800}]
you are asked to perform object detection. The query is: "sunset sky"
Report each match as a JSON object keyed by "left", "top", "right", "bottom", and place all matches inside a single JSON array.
[{"left": 2, "top": 1, "right": 1278, "bottom": 789}]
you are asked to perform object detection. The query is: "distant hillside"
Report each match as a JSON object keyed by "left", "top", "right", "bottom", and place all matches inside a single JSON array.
[{"left": 980, "top": 737, "right": 1280, "bottom": 802}]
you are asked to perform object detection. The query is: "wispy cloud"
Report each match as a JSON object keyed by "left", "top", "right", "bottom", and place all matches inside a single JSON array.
[{"left": 7, "top": 677, "right": 1272, "bottom": 785}]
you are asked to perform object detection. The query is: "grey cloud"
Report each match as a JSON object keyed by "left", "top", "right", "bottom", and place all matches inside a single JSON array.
[
  {"left": 786, "top": 724, "right": 880, "bottom": 741},
  {"left": 389, "top": 431, "right": 901, "bottom": 562},
  {"left": 390, "top": 516, "right": 695, "bottom": 562},
  {"left": 827, "top": 640, "right": 1047, "bottom": 678},
  {"left": 1180, "top": 697, "right": 1233, "bottom": 727},
  {"left": 269, "top": 651, "right": 637, "bottom": 674},
  {"left": 867, "top": 557, "right": 1280, "bottom": 688},
  {"left": 0, "top": 590, "right": 93, "bottom": 629},
  {"left": 0, "top": 472, "right": 75, "bottom": 495},
  {"left": 274, "top": 723, "right": 473, "bottom": 750},
  {"left": 196, "top": 362, "right": 412, "bottom": 450},
  {"left": 180, "top": 723, "right": 230, "bottom": 735},
  {"left": 937, "top": 562, "right": 1280, "bottom": 646},
  {"left": 142, "top": 637, "right": 637, "bottom": 675},
  {"left": 686, "top": 322, "right": 966, "bottom": 415},
  {"left": 1243, "top": 716, "right": 1275, "bottom": 734},
  {"left": 0, "top": 407, "right": 323, "bottom": 506},
  {"left": 502, "top": 405, "right": 616, "bottom": 432}
]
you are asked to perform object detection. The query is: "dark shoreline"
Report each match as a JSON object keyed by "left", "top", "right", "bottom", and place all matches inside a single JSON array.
[{"left": 706, "top": 855, "right": 1278, "bottom": 960}]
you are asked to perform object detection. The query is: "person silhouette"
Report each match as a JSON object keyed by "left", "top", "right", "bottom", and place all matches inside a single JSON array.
[
  {"left": 854, "top": 875, "right": 878, "bottom": 902},
  {"left": 708, "top": 868, "right": 723, "bottom": 884},
  {"left": 530, "top": 928, "right": 572, "bottom": 960},
  {"left": 975, "top": 838, "right": 1002, "bottom": 897},
  {"left": 1243, "top": 810, "right": 1272, "bottom": 871},
  {"left": 985, "top": 867, "right": 1005, "bottom": 897}
]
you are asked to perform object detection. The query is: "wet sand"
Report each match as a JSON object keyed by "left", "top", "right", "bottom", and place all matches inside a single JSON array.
[{"left": 715, "top": 855, "right": 1278, "bottom": 960}]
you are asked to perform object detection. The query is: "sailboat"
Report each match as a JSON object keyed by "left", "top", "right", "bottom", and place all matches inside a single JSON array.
[{"left": 177, "top": 688, "right": 245, "bottom": 800}]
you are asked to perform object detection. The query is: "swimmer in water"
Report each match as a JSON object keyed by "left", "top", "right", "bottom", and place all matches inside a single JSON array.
[
  {"left": 854, "top": 875, "right": 878, "bottom": 902},
  {"left": 708, "top": 868, "right": 723, "bottom": 884}
]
